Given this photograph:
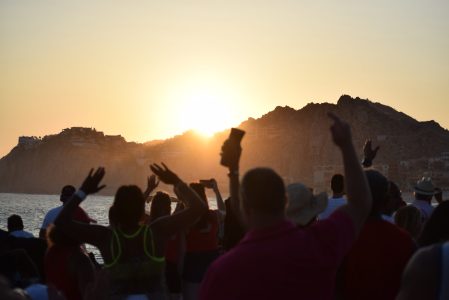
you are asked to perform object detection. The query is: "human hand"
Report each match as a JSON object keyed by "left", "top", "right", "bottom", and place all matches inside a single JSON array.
[
  {"left": 220, "top": 139, "right": 242, "bottom": 171},
  {"left": 80, "top": 167, "right": 106, "bottom": 195},
  {"left": 144, "top": 174, "right": 159, "bottom": 198},
  {"left": 363, "top": 140, "right": 380, "bottom": 162},
  {"left": 328, "top": 112, "right": 352, "bottom": 148},
  {"left": 150, "top": 163, "right": 182, "bottom": 185},
  {"left": 200, "top": 178, "right": 217, "bottom": 189}
]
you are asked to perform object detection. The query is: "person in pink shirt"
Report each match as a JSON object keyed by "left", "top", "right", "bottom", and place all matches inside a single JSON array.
[{"left": 199, "top": 113, "right": 372, "bottom": 300}]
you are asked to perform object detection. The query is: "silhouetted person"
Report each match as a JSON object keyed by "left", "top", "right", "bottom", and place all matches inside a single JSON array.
[
  {"left": 318, "top": 174, "right": 346, "bottom": 220},
  {"left": 200, "top": 113, "right": 372, "bottom": 300},
  {"left": 394, "top": 205, "right": 423, "bottom": 240},
  {"left": 411, "top": 177, "right": 436, "bottom": 224},
  {"left": 182, "top": 182, "right": 223, "bottom": 300},
  {"left": 417, "top": 201, "right": 449, "bottom": 248},
  {"left": 7, "top": 215, "right": 33, "bottom": 238},
  {"left": 39, "top": 185, "right": 92, "bottom": 239},
  {"left": 44, "top": 221, "right": 95, "bottom": 300},
  {"left": 55, "top": 165, "right": 206, "bottom": 299},
  {"left": 396, "top": 241, "right": 449, "bottom": 300},
  {"left": 338, "top": 170, "right": 415, "bottom": 300},
  {"left": 286, "top": 183, "right": 328, "bottom": 227},
  {"left": 382, "top": 181, "right": 407, "bottom": 223}
]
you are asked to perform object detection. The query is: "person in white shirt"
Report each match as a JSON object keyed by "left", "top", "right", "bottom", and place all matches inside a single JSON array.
[
  {"left": 318, "top": 174, "right": 346, "bottom": 220},
  {"left": 7, "top": 214, "right": 34, "bottom": 238},
  {"left": 412, "top": 177, "right": 435, "bottom": 224}
]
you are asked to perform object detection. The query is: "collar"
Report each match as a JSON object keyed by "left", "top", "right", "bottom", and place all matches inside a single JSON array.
[{"left": 241, "top": 220, "right": 295, "bottom": 244}]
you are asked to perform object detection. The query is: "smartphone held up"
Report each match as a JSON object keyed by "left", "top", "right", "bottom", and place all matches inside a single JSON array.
[{"left": 220, "top": 128, "right": 245, "bottom": 168}]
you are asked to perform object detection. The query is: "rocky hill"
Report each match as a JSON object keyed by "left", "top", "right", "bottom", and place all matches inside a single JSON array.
[{"left": 1, "top": 95, "right": 449, "bottom": 195}]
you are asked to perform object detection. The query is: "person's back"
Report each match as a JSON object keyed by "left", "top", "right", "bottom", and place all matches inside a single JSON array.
[
  {"left": 339, "top": 219, "right": 415, "bottom": 300},
  {"left": 338, "top": 170, "right": 415, "bottom": 300},
  {"left": 318, "top": 174, "right": 346, "bottom": 220},
  {"left": 201, "top": 209, "right": 354, "bottom": 299},
  {"left": 103, "top": 224, "right": 166, "bottom": 296},
  {"left": 45, "top": 244, "right": 88, "bottom": 300},
  {"left": 201, "top": 114, "right": 372, "bottom": 300},
  {"left": 411, "top": 177, "right": 435, "bottom": 224},
  {"left": 397, "top": 241, "right": 449, "bottom": 300},
  {"left": 54, "top": 165, "right": 207, "bottom": 300}
]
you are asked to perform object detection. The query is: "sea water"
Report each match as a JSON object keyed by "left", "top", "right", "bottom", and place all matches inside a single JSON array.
[{"left": 0, "top": 193, "right": 218, "bottom": 263}]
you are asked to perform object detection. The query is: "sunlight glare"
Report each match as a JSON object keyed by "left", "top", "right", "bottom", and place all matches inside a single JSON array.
[{"left": 176, "top": 81, "right": 240, "bottom": 137}]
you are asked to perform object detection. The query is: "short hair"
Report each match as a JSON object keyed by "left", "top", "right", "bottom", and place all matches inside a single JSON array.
[
  {"left": 331, "top": 174, "right": 344, "bottom": 194},
  {"left": 7, "top": 214, "right": 24, "bottom": 232},
  {"left": 60, "top": 185, "right": 76, "bottom": 202},
  {"left": 241, "top": 168, "right": 286, "bottom": 214},
  {"left": 365, "top": 170, "right": 389, "bottom": 215}
]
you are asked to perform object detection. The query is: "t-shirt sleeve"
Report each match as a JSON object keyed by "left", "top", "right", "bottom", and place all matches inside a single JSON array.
[
  {"left": 41, "top": 212, "right": 51, "bottom": 229},
  {"left": 309, "top": 210, "right": 356, "bottom": 263}
]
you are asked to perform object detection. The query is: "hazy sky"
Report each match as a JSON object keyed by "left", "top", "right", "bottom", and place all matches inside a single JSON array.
[{"left": 1, "top": 0, "right": 448, "bottom": 157}]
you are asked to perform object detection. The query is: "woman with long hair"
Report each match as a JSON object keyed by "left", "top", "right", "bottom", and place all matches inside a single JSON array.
[{"left": 55, "top": 164, "right": 206, "bottom": 299}]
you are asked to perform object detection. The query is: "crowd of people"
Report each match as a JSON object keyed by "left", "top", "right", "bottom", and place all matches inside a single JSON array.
[{"left": 1, "top": 113, "right": 448, "bottom": 300}]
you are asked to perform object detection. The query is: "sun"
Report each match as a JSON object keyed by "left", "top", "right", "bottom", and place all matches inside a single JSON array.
[{"left": 176, "top": 83, "right": 239, "bottom": 137}]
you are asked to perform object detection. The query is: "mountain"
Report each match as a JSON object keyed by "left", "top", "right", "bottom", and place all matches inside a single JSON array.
[{"left": 1, "top": 95, "right": 449, "bottom": 195}]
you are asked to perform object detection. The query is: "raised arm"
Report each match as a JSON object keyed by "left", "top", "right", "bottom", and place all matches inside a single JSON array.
[
  {"left": 329, "top": 113, "right": 372, "bottom": 234},
  {"left": 202, "top": 178, "right": 225, "bottom": 216},
  {"left": 150, "top": 163, "right": 207, "bottom": 238},
  {"left": 54, "top": 168, "right": 110, "bottom": 248},
  {"left": 221, "top": 139, "right": 242, "bottom": 224},
  {"left": 362, "top": 139, "right": 379, "bottom": 168},
  {"left": 143, "top": 174, "right": 159, "bottom": 202}
]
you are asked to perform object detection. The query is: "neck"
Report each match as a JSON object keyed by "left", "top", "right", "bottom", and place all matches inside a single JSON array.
[{"left": 247, "top": 212, "right": 285, "bottom": 230}]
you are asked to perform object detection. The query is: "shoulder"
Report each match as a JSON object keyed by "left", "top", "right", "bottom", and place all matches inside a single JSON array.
[
  {"left": 397, "top": 243, "right": 440, "bottom": 300},
  {"left": 315, "top": 210, "right": 355, "bottom": 234}
]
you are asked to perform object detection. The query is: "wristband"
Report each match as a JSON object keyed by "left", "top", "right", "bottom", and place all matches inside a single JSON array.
[{"left": 75, "top": 190, "right": 87, "bottom": 200}]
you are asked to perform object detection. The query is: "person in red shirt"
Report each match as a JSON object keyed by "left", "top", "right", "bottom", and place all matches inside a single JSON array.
[
  {"left": 200, "top": 113, "right": 372, "bottom": 300},
  {"left": 183, "top": 182, "right": 224, "bottom": 300},
  {"left": 337, "top": 170, "right": 416, "bottom": 300},
  {"left": 44, "top": 213, "right": 94, "bottom": 300}
]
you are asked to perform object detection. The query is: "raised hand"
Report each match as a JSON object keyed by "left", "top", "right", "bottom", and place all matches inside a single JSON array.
[
  {"left": 150, "top": 163, "right": 182, "bottom": 185},
  {"left": 200, "top": 178, "right": 217, "bottom": 189},
  {"left": 80, "top": 167, "right": 106, "bottom": 195},
  {"left": 144, "top": 174, "right": 159, "bottom": 199},
  {"left": 328, "top": 112, "right": 352, "bottom": 148},
  {"left": 220, "top": 139, "right": 242, "bottom": 171},
  {"left": 363, "top": 139, "right": 380, "bottom": 162}
]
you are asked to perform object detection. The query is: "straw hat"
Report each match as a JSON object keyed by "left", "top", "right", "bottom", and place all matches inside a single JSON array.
[
  {"left": 414, "top": 177, "right": 435, "bottom": 196},
  {"left": 286, "top": 183, "right": 328, "bottom": 226}
]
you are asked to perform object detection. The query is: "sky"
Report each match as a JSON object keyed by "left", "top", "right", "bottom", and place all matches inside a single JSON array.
[{"left": 1, "top": 0, "right": 448, "bottom": 158}]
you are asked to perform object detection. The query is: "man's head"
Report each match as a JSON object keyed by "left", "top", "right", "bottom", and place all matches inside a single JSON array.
[
  {"left": 414, "top": 177, "right": 435, "bottom": 202},
  {"left": 364, "top": 170, "right": 389, "bottom": 216},
  {"left": 330, "top": 174, "right": 345, "bottom": 196},
  {"left": 7, "top": 214, "right": 24, "bottom": 232},
  {"left": 241, "top": 168, "right": 286, "bottom": 220},
  {"left": 384, "top": 181, "right": 405, "bottom": 215},
  {"left": 60, "top": 185, "right": 76, "bottom": 203}
]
